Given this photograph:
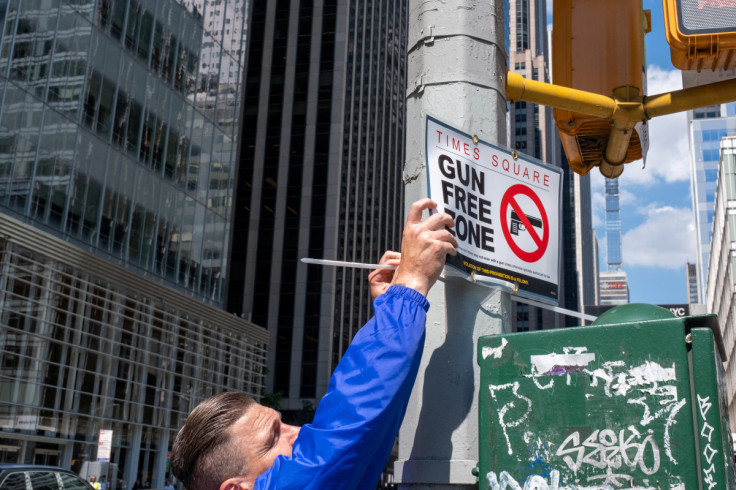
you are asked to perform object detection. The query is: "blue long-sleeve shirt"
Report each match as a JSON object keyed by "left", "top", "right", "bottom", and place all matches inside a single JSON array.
[{"left": 254, "top": 286, "right": 429, "bottom": 489}]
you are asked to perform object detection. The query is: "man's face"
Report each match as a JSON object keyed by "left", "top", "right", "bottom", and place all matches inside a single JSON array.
[{"left": 228, "top": 403, "right": 301, "bottom": 482}]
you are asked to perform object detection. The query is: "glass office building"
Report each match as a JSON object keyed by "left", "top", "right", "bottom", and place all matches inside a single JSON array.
[
  {"left": 0, "top": 0, "right": 246, "bottom": 303},
  {"left": 604, "top": 178, "right": 623, "bottom": 272},
  {"left": 597, "top": 177, "right": 630, "bottom": 306},
  {"left": 683, "top": 70, "right": 736, "bottom": 304},
  {"left": 0, "top": 0, "right": 268, "bottom": 487},
  {"left": 688, "top": 113, "right": 736, "bottom": 304},
  {"left": 707, "top": 136, "right": 736, "bottom": 428},
  {"left": 687, "top": 261, "right": 699, "bottom": 305}
]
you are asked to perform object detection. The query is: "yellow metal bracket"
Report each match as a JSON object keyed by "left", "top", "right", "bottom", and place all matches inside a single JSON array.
[{"left": 506, "top": 71, "right": 736, "bottom": 176}]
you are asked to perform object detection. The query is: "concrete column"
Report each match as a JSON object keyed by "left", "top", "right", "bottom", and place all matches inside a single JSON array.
[
  {"left": 125, "top": 425, "right": 142, "bottom": 489},
  {"left": 395, "top": 0, "right": 510, "bottom": 488},
  {"left": 153, "top": 430, "right": 170, "bottom": 487}
]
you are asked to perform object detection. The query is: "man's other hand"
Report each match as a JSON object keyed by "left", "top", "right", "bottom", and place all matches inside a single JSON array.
[
  {"left": 391, "top": 198, "right": 458, "bottom": 296},
  {"left": 369, "top": 251, "right": 400, "bottom": 300}
]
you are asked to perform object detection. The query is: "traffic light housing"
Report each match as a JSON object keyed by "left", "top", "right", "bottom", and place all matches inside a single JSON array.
[
  {"left": 552, "top": 0, "right": 649, "bottom": 177},
  {"left": 663, "top": 0, "right": 736, "bottom": 71}
]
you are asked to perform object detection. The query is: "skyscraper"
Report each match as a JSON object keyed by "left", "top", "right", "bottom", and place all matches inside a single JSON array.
[
  {"left": 599, "top": 178, "right": 630, "bottom": 305},
  {"left": 509, "top": 0, "right": 553, "bottom": 163},
  {"left": 0, "top": 0, "right": 267, "bottom": 483},
  {"left": 706, "top": 135, "right": 736, "bottom": 426},
  {"left": 509, "top": 0, "right": 557, "bottom": 331},
  {"left": 511, "top": 0, "right": 595, "bottom": 327},
  {"left": 228, "top": 1, "right": 408, "bottom": 411},
  {"left": 604, "top": 179, "right": 623, "bottom": 272},
  {"left": 683, "top": 69, "right": 736, "bottom": 304},
  {"left": 566, "top": 162, "right": 597, "bottom": 321},
  {"left": 599, "top": 270, "right": 630, "bottom": 305},
  {"left": 687, "top": 261, "right": 699, "bottom": 305}
]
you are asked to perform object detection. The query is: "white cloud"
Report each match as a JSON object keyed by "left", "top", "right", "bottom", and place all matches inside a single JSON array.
[
  {"left": 647, "top": 64, "right": 683, "bottom": 93},
  {"left": 591, "top": 186, "right": 604, "bottom": 228},
  {"left": 619, "top": 188, "right": 638, "bottom": 207},
  {"left": 621, "top": 205, "right": 696, "bottom": 269}
]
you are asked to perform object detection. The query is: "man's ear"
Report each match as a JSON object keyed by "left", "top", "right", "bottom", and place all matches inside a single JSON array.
[{"left": 219, "top": 478, "right": 251, "bottom": 490}]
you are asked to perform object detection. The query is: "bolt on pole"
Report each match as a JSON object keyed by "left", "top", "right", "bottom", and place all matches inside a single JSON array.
[{"left": 396, "top": 0, "right": 510, "bottom": 488}]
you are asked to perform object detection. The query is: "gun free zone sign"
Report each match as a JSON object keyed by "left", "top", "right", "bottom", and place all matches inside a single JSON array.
[{"left": 425, "top": 117, "right": 562, "bottom": 303}]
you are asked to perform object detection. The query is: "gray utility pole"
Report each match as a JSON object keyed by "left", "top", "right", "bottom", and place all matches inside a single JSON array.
[{"left": 395, "top": 1, "right": 510, "bottom": 489}]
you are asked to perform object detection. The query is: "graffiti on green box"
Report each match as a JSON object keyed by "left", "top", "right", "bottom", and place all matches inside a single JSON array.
[{"left": 482, "top": 345, "right": 691, "bottom": 489}]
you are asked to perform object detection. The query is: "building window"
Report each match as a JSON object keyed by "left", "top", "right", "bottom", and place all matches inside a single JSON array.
[{"left": 515, "top": 0, "right": 529, "bottom": 51}]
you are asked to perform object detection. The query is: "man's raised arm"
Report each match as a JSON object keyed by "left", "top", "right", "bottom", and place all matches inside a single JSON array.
[{"left": 254, "top": 198, "right": 457, "bottom": 489}]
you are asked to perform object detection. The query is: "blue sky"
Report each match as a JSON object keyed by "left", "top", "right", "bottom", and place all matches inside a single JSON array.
[{"left": 548, "top": 0, "right": 697, "bottom": 305}]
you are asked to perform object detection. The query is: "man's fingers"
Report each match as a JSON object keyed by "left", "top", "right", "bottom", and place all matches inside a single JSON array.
[
  {"left": 406, "top": 198, "right": 437, "bottom": 225},
  {"left": 378, "top": 250, "right": 401, "bottom": 265},
  {"left": 421, "top": 211, "right": 455, "bottom": 231},
  {"left": 370, "top": 251, "right": 400, "bottom": 288},
  {"left": 443, "top": 230, "right": 459, "bottom": 249},
  {"left": 428, "top": 228, "right": 459, "bottom": 249}
]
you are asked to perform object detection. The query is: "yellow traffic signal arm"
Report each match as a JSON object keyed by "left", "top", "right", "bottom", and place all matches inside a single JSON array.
[
  {"left": 644, "top": 77, "right": 736, "bottom": 118},
  {"left": 507, "top": 71, "right": 736, "bottom": 176},
  {"left": 506, "top": 72, "right": 618, "bottom": 119}
]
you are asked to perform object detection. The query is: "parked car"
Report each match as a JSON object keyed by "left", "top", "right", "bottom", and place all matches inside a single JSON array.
[{"left": 0, "top": 465, "right": 94, "bottom": 490}]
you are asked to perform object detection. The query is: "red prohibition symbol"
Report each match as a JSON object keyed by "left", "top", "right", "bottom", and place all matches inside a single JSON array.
[{"left": 500, "top": 184, "right": 549, "bottom": 262}]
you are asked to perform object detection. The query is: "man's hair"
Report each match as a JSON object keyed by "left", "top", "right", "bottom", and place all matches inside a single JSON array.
[{"left": 171, "top": 392, "right": 256, "bottom": 490}]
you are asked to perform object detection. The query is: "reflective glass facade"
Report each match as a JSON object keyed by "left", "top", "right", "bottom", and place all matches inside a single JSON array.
[
  {"left": 689, "top": 113, "right": 736, "bottom": 304},
  {"left": 706, "top": 137, "right": 736, "bottom": 429},
  {"left": 600, "top": 178, "right": 626, "bottom": 305},
  {"left": 0, "top": 218, "right": 267, "bottom": 487},
  {"left": 0, "top": 0, "right": 247, "bottom": 306},
  {"left": 687, "top": 261, "right": 699, "bottom": 305},
  {"left": 604, "top": 178, "right": 622, "bottom": 271},
  {"left": 0, "top": 0, "right": 268, "bottom": 487},
  {"left": 683, "top": 70, "right": 736, "bottom": 304}
]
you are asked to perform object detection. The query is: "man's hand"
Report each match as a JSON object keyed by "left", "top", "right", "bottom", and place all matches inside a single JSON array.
[
  {"left": 369, "top": 251, "right": 401, "bottom": 300},
  {"left": 391, "top": 198, "right": 458, "bottom": 296}
]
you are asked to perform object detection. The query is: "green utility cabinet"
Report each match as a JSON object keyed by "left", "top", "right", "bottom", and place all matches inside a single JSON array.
[{"left": 477, "top": 304, "right": 735, "bottom": 489}]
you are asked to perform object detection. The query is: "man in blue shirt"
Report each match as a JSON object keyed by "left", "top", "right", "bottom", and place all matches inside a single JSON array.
[{"left": 170, "top": 198, "right": 457, "bottom": 490}]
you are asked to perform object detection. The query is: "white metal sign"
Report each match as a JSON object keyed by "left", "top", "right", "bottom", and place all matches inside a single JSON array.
[
  {"left": 97, "top": 429, "right": 113, "bottom": 462},
  {"left": 426, "top": 117, "right": 562, "bottom": 303}
]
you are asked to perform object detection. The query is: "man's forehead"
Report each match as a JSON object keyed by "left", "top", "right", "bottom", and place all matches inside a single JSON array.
[{"left": 236, "top": 403, "right": 278, "bottom": 430}]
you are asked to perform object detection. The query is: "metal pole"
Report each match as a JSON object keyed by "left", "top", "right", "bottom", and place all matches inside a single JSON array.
[{"left": 396, "top": 0, "right": 510, "bottom": 488}]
